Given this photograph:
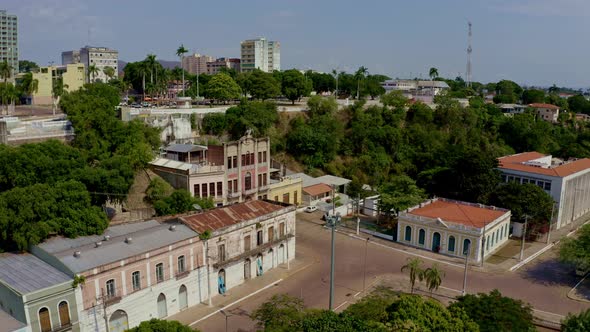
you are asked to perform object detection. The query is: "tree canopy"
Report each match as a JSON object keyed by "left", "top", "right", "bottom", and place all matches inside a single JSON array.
[
  {"left": 127, "top": 319, "right": 197, "bottom": 332},
  {"left": 205, "top": 73, "right": 241, "bottom": 103},
  {"left": 281, "top": 69, "right": 312, "bottom": 104},
  {"left": 562, "top": 308, "right": 590, "bottom": 332},
  {"left": 559, "top": 224, "right": 590, "bottom": 273}
]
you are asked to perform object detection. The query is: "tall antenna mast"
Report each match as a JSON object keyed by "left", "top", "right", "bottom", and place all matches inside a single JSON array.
[{"left": 466, "top": 21, "right": 472, "bottom": 88}]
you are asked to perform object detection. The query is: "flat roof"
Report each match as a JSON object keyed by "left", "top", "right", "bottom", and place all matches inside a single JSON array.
[
  {"left": 290, "top": 173, "right": 351, "bottom": 188},
  {"left": 180, "top": 201, "right": 290, "bottom": 234},
  {"left": 0, "top": 308, "right": 26, "bottom": 332},
  {"left": 529, "top": 103, "right": 559, "bottom": 110},
  {"left": 405, "top": 198, "right": 508, "bottom": 229},
  {"left": 0, "top": 253, "right": 71, "bottom": 294},
  {"left": 165, "top": 144, "right": 208, "bottom": 153},
  {"left": 150, "top": 157, "right": 194, "bottom": 171},
  {"left": 303, "top": 183, "right": 333, "bottom": 196},
  {"left": 36, "top": 220, "right": 197, "bottom": 273},
  {"left": 498, "top": 152, "right": 590, "bottom": 177}
]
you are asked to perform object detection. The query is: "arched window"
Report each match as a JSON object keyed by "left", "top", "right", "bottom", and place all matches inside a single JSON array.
[
  {"left": 463, "top": 239, "right": 471, "bottom": 256},
  {"left": 448, "top": 236, "right": 456, "bottom": 252},
  {"left": 418, "top": 229, "right": 425, "bottom": 246},
  {"left": 39, "top": 307, "right": 51, "bottom": 332},
  {"left": 404, "top": 226, "right": 412, "bottom": 242},
  {"left": 245, "top": 172, "right": 252, "bottom": 190},
  {"left": 58, "top": 301, "right": 70, "bottom": 327},
  {"left": 178, "top": 285, "right": 188, "bottom": 310}
]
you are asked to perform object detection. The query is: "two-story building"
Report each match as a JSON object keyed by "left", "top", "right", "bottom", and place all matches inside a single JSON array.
[
  {"left": 397, "top": 198, "right": 511, "bottom": 263},
  {"left": 498, "top": 152, "right": 590, "bottom": 230},
  {"left": 179, "top": 200, "right": 296, "bottom": 298},
  {"left": 0, "top": 253, "right": 81, "bottom": 332},
  {"left": 529, "top": 103, "right": 560, "bottom": 123}
]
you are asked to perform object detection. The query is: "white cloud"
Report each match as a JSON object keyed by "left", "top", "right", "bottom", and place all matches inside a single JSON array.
[{"left": 489, "top": 0, "right": 590, "bottom": 17}]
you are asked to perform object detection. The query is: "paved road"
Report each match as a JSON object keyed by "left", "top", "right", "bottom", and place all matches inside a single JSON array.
[{"left": 192, "top": 214, "right": 590, "bottom": 331}]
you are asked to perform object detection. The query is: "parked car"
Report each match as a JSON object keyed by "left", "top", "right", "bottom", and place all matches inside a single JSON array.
[{"left": 304, "top": 206, "right": 318, "bottom": 213}]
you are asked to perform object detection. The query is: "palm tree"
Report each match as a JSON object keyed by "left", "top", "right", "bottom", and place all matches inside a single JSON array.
[
  {"left": 52, "top": 77, "right": 67, "bottom": 115},
  {"left": 87, "top": 64, "right": 99, "bottom": 83},
  {"left": 103, "top": 66, "right": 116, "bottom": 82},
  {"left": 144, "top": 54, "right": 157, "bottom": 85},
  {"left": 331, "top": 69, "right": 339, "bottom": 97},
  {"left": 0, "top": 61, "right": 13, "bottom": 114},
  {"left": 423, "top": 264, "right": 445, "bottom": 296},
  {"left": 176, "top": 45, "right": 188, "bottom": 97},
  {"left": 355, "top": 66, "right": 368, "bottom": 99},
  {"left": 401, "top": 257, "right": 424, "bottom": 294},
  {"left": 429, "top": 67, "right": 439, "bottom": 95},
  {"left": 0, "top": 83, "right": 16, "bottom": 115},
  {"left": 24, "top": 73, "right": 39, "bottom": 115}
]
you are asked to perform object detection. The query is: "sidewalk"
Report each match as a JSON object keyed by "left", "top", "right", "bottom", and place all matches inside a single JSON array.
[
  {"left": 330, "top": 210, "right": 590, "bottom": 274},
  {"left": 167, "top": 257, "right": 313, "bottom": 328}
]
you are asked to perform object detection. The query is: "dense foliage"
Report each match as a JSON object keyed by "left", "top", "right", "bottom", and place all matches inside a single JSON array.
[
  {"left": 153, "top": 190, "right": 214, "bottom": 216},
  {"left": 201, "top": 100, "right": 279, "bottom": 140},
  {"left": 449, "top": 290, "right": 535, "bottom": 332},
  {"left": 127, "top": 318, "right": 197, "bottom": 332},
  {"left": 562, "top": 308, "right": 590, "bottom": 332},
  {"left": 559, "top": 224, "right": 590, "bottom": 273}
]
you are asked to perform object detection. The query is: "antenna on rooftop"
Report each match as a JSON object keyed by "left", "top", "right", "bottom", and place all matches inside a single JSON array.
[{"left": 466, "top": 21, "right": 473, "bottom": 88}]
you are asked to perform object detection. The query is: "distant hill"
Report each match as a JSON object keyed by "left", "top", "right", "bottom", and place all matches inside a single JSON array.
[{"left": 118, "top": 60, "right": 181, "bottom": 75}]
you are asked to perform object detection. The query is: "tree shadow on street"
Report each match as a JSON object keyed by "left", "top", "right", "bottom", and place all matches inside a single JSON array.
[{"left": 520, "top": 257, "right": 577, "bottom": 287}]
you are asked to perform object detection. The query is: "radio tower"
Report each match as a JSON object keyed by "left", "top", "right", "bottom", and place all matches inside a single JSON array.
[{"left": 466, "top": 21, "right": 473, "bottom": 88}]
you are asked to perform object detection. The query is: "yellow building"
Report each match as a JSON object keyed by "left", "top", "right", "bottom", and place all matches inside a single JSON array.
[
  {"left": 32, "top": 64, "right": 86, "bottom": 105},
  {"left": 269, "top": 176, "right": 302, "bottom": 206}
]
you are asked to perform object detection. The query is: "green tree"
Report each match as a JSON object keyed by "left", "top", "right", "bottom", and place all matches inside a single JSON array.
[
  {"left": 378, "top": 175, "right": 425, "bottom": 217},
  {"left": 354, "top": 66, "right": 368, "bottom": 99},
  {"left": 281, "top": 69, "right": 312, "bottom": 104},
  {"left": 87, "top": 64, "right": 99, "bottom": 83},
  {"left": 568, "top": 94, "right": 590, "bottom": 115},
  {"left": 154, "top": 190, "right": 214, "bottom": 216},
  {"left": 423, "top": 264, "right": 445, "bottom": 296},
  {"left": 18, "top": 60, "right": 39, "bottom": 73},
  {"left": 225, "top": 100, "right": 279, "bottom": 139},
  {"left": 102, "top": 66, "right": 116, "bottom": 82},
  {"left": 343, "top": 286, "right": 399, "bottom": 324},
  {"left": 127, "top": 318, "right": 196, "bottom": 332},
  {"left": 201, "top": 113, "right": 227, "bottom": 136},
  {"left": 562, "top": 308, "right": 590, "bottom": 332},
  {"left": 0, "top": 60, "right": 12, "bottom": 84},
  {"left": 307, "top": 95, "right": 337, "bottom": 118},
  {"left": 387, "top": 295, "right": 479, "bottom": 331},
  {"left": 400, "top": 257, "right": 424, "bottom": 294},
  {"left": 449, "top": 290, "right": 534, "bottom": 332},
  {"left": 204, "top": 73, "right": 241, "bottom": 103},
  {"left": 247, "top": 69, "right": 281, "bottom": 100},
  {"left": 176, "top": 44, "right": 188, "bottom": 97},
  {"left": 522, "top": 89, "right": 545, "bottom": 104},
  {"left": 429, "top": 67, "right": 439, "bottom": 80},
  {"left": 559, "top": 224, "right": 590, "bottom": 274},
  {"left": 299, "top": 310, "right": 375, "bottom": 332},
  {"left": 146, "top": 178, "right": 173, "bottom": 203},
  {"left": 251, "top": 294, "right": 305, "bottom": 332}
]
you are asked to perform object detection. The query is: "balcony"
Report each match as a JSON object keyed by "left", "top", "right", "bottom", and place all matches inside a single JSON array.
[
  {"left": 258, "top": 184, "right": 270, "bottom": 191},
  {"left": 51, "top": 323, "right": 73, "bottom": 332},
  {"left": 175, "top": 270, "right": 190, "bottom": 280},
  {"left": 243, "top": 187, "right": 258, "bottom": 196},
  {"left": 104, "top": 294, "right": 122, "bottom": 305},
  {"left": 228, "top": 191, "right": 241, "bottom": 198},
  {"left": 213, "top": 233, "right": 294, "bottom": 269}
]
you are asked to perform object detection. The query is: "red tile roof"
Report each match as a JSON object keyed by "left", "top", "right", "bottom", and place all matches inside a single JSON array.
[
  {"left": 498, "top": 152, "right": 590, "bottom": 177},
  {"left": 303, "top": 183, "right": 333, "bottom": 196},
  {"left": 408, "top": 199, "right": 507, "bottom": 228},
  {"left": 529, "top": 103, "right": 559, "bottom": 110},
  {"left": 179, "top": 200, "right": 289, "bottom": 234}
]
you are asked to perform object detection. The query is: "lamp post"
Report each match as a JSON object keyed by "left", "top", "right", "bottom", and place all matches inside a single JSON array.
[
  {"left": 326, "top": 214, "right": 339, "bottom": 311},
  {"left": 362, "top": 237, "right": 370, "bottom": 293},
  {"left": 519, "top": 214, "right": 530, "bottom": 262},
  {"left": 220, "top": 310, "right": 232, "bottom": 332},
  {"left": 356, "top": 194, "right": 361, "bottom": 235},
  {"left": 462, "top": 245, "right": 470, "bottom": 296},
  {"left": 547, "top": 201, "right": 556, "bottom": 244}
]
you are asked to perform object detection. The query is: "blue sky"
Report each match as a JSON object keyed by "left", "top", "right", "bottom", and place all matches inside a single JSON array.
[{"left": 7, "top": 0, "right": 590, "bottom": 87}]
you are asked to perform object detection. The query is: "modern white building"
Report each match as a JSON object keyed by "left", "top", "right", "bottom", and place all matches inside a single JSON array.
[
  {"left": 498, "top": 152, "right": 590, "bottom": 230},
  {"left": 0, "top": 10, "right": 18, "bottom": 75},
  {"left": 397, "top": 198, "right": 511, "bottom": 263},
  {"left": 381, "top": 80, "right": 450, "bottom": 95},
  {"left": 62, "top": 46, "right": 119, "bottom": 83},
  {"left": 240, "top": 38, "right": 280, "bottom": 73}
]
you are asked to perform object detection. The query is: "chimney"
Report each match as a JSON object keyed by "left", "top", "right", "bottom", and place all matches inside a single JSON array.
[
  {"left": 73, "top": 251, "right": 81, "bottom": 258},
  {"left": 125, "top": 237, "right": 133, "bottom": 244}
]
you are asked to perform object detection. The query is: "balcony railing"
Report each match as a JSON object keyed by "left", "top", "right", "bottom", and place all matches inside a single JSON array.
[
  {"left": 243, "top": 187, "right": 258, "bottom": 195},
  {"left": 213, "top": 233, "right": 294, "bottom": 269},
  {"left": 52, "top": 323, "right": 73, "bottom": 332},
  {"left": 175, "top": 270, "right": 190, "bottom": 280},
  {"left": 228, "top": 191, "right": 240, "bottom": 198},
  {"left": 104, "top": 294, "right": 121, "bottom": 305}
]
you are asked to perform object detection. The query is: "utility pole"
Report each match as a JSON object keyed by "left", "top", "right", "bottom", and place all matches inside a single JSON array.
[
  {"left": 519, "top": 215, "right": 529, "bottom": 261},
  {"left": 99, "top": 289, "right": 110, "bottom": 332},
  {"left": 462, "top": 246, "right": 470, "bottom": 296},
  {"left": 206, "top": 240, "right": 212, "bottom": 306},
  {"left": 356, "top": 194, "right": 361, "bottom": 235},
  {"left": 466, "top": 21, "right": 473, "bottom": 88},
  {"left": 362, "top": 237, "right": 370, "bottom": 292},
  {"left": 327, "top": 214, "right": 337, "bottom": 311},
  {"left": 547, "top": 202, "right": 556, "bottom": 244}
]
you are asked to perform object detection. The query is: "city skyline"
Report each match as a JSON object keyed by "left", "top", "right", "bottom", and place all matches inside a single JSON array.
[{"left": 5, "top": 0, "right": 590, "bottom": 87}]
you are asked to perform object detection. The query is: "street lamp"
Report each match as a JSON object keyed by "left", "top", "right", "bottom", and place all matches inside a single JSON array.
[
  {"left": 519, "top": 214, "right": 530, "bottom": 262},
  {"left": 326, "top": 214, "right": 340, "bottom": 311},
  {"left": 362, "top": 237, "right": 370, "bottom": 293},
  {"left": 462, "top": 245, "right": 470, "bottom": 296},
  {"left": 547, "top": 201, "right": 556, "bottom": 244},
  {"left": 220, "top": 310, "right": 232, "bottom": 332}
]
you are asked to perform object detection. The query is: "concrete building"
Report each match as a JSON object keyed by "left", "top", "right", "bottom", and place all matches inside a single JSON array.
[
  {"left": 240, "top": 38, "right": 280, "bottom": 73},
  {"left": 0, "top": 253, "right": 80, "bottom": 332},
  {"left": 32, "top": 64, "right": 86, "bottom": 105},
  {"left": 381, "top": 80, "right": 450, "bottom": 96},
  {"left": 206, "top": 58, "right": 241, "bottom": 75},
  {"left": 498, "top": 152, "right": 590, "bottom": 230},
  {"left": 62, "top": 46, "right": 118, "bottom": 83},
  {"left": 182, "top": 53, "right": 214, "bottom": 75},
  {"left": 529, "top": 103, "right": 560, "bottom": 123},
  {"left": 0, "top": 10, "right": 18, "bottom": 75},
  {"left": 498, "top": 103, "right": 527, "bottom": 115},
  {"left": 179, "top": 200, "right": 296, "bottom": 300},
  {"left": 150, "top": 133, "right": 273, "bottom": 206},
  {"left": 268, "top": 176, "right": 302, "bottom": 206},
  {"left": 397, "top": 198, "right": 511, "bottom": 263}
]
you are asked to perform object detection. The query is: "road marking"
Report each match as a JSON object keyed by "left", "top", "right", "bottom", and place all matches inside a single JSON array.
[
  {"left": 532, "top": 308, "right": 566, "bottom": 318},
  {"left": 189, "top": 278, "right": 283, "bottom": 326},
  {"left": 353, "top": 291, "right": 361, "bottom": 297},
  {"left": 509, "top": 243, "right": 555, "bottom": 272},
  {"left": 439, "top": 285, "right": 462, "bottom": 293},
  {"left": 334, "top": 301, "right": 348, "bottom": 311},
  {"left": 343, "top": 231, "right": 464, "bottom": 269}
]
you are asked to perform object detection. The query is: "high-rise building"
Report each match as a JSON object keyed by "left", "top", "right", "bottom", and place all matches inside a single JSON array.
[
  {"left": 240, "top": 38, "right": 280, "bottom": 73},
  {"left": 0, "top": 10, "right": 18, "bottom": 76},
  {"left": 206, "top": 57, "right": 241, "bottom": 75},
  {"left": 62, "top": 46, "right": 118, "bottom": 83},
  {"left": 182, "top": 53, "right": 214, "bottom": 75}
]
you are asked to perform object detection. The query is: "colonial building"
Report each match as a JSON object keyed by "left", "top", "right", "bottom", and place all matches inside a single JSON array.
[
  {"left": 498, "top": 152, "right": 590, "bottom": 230},
  {"left": 0, "top": 253, "right": 80, "bottom": 332},
  {"left": 397, "top": 198, "right": 511, "bottom": 263},
  {"left": 151, "top": 134, "right": 301, "bottom": 206}
]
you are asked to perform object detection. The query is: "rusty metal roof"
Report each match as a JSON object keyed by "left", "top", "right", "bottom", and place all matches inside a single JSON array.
[{"left": 179, "top": 200, "right": 289, "bottom": 234}]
